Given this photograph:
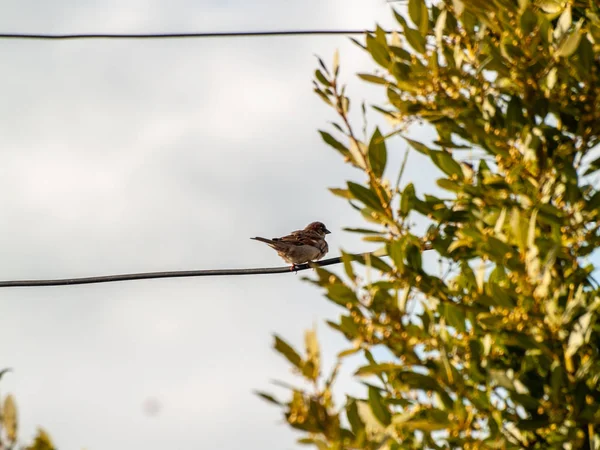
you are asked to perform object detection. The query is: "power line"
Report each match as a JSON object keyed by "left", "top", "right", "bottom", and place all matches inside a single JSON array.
[
  {"left": 0, "top": 256, "right": 346, "bottom": 287},
  {"left": 0, "top": 30, "right": 375, "bottom": 40}
]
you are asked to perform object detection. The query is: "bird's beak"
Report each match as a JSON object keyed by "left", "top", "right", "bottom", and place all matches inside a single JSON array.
[{"left": 324, "top": 228, "right": 331, "bottom": 234}]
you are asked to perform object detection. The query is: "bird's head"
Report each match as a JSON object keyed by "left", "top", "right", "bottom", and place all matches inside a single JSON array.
[{"left": 305, "top": 221, "right": 331, "bottom": 237}]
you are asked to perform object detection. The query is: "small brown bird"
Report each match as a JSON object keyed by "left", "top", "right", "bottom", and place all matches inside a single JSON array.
[{"left": 251, "top": 221, "right": 331, "bottom": 269}]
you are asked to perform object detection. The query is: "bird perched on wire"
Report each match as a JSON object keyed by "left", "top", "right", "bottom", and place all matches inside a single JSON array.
[{"left": 251, "top": 221, "right": 331, "bottom": 270}]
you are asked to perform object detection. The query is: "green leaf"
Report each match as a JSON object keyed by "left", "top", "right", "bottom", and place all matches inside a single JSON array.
[
  {"left": 339, "top": 315, "right": 360, "bottom": 337},
  {"left": 405, "top": 243, "right": 422, "bottom": 270},
  {"left": 487, "top": 236, "right": 517, "bottom": 263},
  {"left": 375, "top": 25, "right": 388, "bottom": 47},
  {"left": 400, "top": 183, "right": 415, "bottom": 216},
  {"left": 430, "top": 150, "right": 464, "bottom": 179},
  {"left": 388, "top": 239, "right": 405, "bottom": 271},
  {"left": 520, "top": 9, "right": 538, "bottom": 35},
  {"left": 403, "top": 137, "right": 433, "bottom": 155},
  {"left": 391, "top": 62, "right": 412, "bottom": 84},
  {"left": 255, "top": 391, "right": 283, "bottom": 405},
  {"left": 313, "top": 87, "right": 332, "bottom": 107},
  {"left": 477, "top": 313, "right": 505, "bottom": 330},
  {"left": 273, "top": 335, "right": 303, "bottom": 369},
  {"left": 394, "top": 10, "right": 426, "bottom": 54},
  {"left": 404, "top": 27, "right": 427, "bottom": 54},
  {"left": 357, "top": 400, "right": 386, "bottom": 434},
  {"left": 394, "top": 408, "right": 450, "bottom": 431},
  {"left": 550, "top": 361, "right": 564, "bottom": 405},
  {"left": 314, "top": 69, "right": 331, "bottom": 87},
  {"left": 437, "top": 178, "right": 461, "bottom": 192},
  {"left": 556, "top": 19, "right": 583, "bottom": 58},
  {"left": 368, "top": 386, "right": 391, "bottom": 426},
  {"left": 337, "top": 345, "right": 361, "bottom": 358},
  {"left": 297, "top": 437, "right": 322, "bottom": 447},
  {"left": 408, "top": 0, "right": 423, "bottom": 28},
  {"left": 329, "top": 187, "right": 352, "bottom": 199},
  {"left": 525, "top": 210, "right": 540, "bottom": 278},
  {"left": 316, "top": 56, "right": 330, "bottom": 75},
  {"left": 348, "top": 182, "right": 384, "bottom": 212},
  {"left": 577, "top": 35, "right": 594, "bottom": 72},
  {"left": 358, "top": 237, "right": 386, "bottom": 243},
  {"left": 506, "top": 96, "right": 524, "bottom": 135},
  {"left": 319, "top": 131, "right": 349, "bottom": 156},
  {"left": 366, "top": 34, "right": 391, "bottom": 68},
  {"left": 357, "top": 73, "right": 388, "bottom": 84},
  {"left": 390, "top": 46, "right": 412, "bottom": 61},
  {"left": 486, "top": 282, "right": 515, "bottom": 307},
  {"left": 444, "top": 303, "right": 466, "bottom": 332},
  {"left": 340, "top": 251, "right": 356, "bottom": 282},
  {"left": 368, "top": 127, "right": 387, "bottom": 178},
  {"left": 346, "top": 398, "right": 365, "bottom": 435},
  {"left": 356, "top": 363, "right": 403, "bottom": 376},
  {"left": 408, "top": 0, "right": 429, "bottom": 34},
  {"left": 398, "top": 372, "right": 453, "bottom": 406},
  {"left": 394, "top": 9, "right": 409, "bottom": 28},
  {"left": 343, "top": 227, "right": 382, "bottom": 234},
  {"left": 324, "top": 284, "right": 359, "bottom": 306}
]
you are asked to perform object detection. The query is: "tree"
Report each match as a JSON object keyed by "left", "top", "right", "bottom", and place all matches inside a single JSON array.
[{"left": 259, "top": 0, "right": 600, "bottom": 448}]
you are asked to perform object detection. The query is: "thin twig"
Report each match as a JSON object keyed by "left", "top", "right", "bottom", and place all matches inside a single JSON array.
[{"left": 390, "top": 145, "right": 410, "bottom": 209}]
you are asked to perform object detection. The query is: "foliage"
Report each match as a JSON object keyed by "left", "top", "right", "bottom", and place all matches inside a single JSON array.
[
  {"left": 23, "top": 430, "right": 56, "bottom": 450},
  {"left": 261, "top": 0, "right": 600, "bottom": 448},
  {"left": 0, "top": 369, "right": 56, "bottom": 450}
]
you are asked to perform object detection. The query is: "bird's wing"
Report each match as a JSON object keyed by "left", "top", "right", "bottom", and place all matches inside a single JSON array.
[{"left": 276, "top": 230, "right": 319, "bottom": 247}]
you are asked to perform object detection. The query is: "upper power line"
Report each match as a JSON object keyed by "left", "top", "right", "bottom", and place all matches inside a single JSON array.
[{"left": 0, "top": 30, "right": 376, "bottom": 40}]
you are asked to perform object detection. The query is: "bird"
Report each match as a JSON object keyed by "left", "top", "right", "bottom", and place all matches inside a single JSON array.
[{"left": 251, "top": 221, "right": 331, "bottom": 270}]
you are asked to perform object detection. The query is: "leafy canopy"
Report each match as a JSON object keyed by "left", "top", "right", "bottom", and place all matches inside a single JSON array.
[{"left": 261, "top": 0, "right": 600, "bottom": 448}]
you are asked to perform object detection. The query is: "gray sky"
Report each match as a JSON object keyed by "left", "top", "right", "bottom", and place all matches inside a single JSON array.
[{"left": 0, "top": 1, "right": 435, "bottom": 449}]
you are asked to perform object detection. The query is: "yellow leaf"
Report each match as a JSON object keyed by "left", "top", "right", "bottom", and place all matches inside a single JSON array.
[{"left": 3, "top": 394, "right": 17, "bottom": 442}]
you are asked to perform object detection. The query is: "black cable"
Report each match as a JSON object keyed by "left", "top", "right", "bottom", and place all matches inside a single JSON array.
[
  {"left": 0, "top": 256, "right": 345, "bottom": 287},
  {"left": 0, "top": 30, "right": 378, "bottom": 40}
]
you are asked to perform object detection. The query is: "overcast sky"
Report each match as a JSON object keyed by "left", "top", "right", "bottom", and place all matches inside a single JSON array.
[{"left": 0, "top": 1, "right": 437, "bottom": 449}]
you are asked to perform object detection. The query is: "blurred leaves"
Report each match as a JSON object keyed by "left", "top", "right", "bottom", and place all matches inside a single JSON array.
[
  {"left": 273, "top": 331, "right": 321, "bottom": 382},
  {"left": 0, "top": 374, "right": 57, "bottom": 450},
  {"left": 3, "top": 394, "right": 17, "bottom": 443},
  {"left": 273, "top": 335, "right": 303, "bottom": 370},
  {"left": 25, "top": 429, "right": 56, "bottom": 450}
]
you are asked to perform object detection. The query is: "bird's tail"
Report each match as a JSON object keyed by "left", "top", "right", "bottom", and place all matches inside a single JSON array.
[{"left": 250, "top": 236, "right": 276, "bottom": 245}]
